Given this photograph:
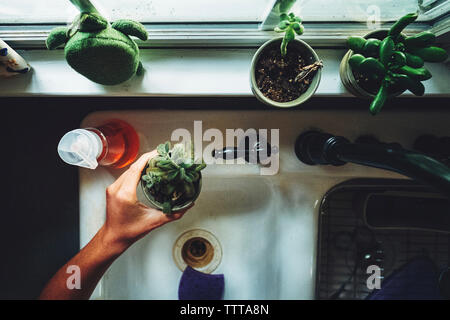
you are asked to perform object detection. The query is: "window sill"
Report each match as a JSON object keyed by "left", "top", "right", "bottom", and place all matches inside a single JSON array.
[{"left": 1, "top": 47, "right": 449, "bottom": 98}]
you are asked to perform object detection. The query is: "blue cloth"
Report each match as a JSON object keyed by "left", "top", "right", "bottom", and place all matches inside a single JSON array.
[
  {"left": 178, "top": 266, "right": 225, "bottom": 300},
  {"left": 367, "top": 257, "right": 443, "bottom": 300}
]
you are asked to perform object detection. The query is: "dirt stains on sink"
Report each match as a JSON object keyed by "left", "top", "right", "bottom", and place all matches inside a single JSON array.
[
  {"left": 181, "top": 237, "right": 214, "bottom": 268},
  {"left": 173, "top": 229, "right": 222, "bottom": 274}
]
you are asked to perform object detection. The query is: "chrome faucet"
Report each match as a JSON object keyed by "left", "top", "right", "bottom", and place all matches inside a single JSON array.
[
  {"left": 295, "top": 131, "right": 450, "bottom": 198},
  {"left": 212, "top": 135, "right": 278, "bottom": 164}
]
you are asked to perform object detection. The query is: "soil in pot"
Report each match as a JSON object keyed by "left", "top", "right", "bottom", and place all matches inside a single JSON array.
[{"left": 255, "top": 44, "right": 315, "bottom": 103}]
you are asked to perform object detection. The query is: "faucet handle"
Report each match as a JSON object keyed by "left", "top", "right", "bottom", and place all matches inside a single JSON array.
[{"left": 212, "top": 135, "right": 278, "bottom": 163}]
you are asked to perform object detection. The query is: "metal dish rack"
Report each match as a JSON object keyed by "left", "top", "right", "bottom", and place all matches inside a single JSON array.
[{"left": 316, "top": 179, "right": 450, "bottom": 300}]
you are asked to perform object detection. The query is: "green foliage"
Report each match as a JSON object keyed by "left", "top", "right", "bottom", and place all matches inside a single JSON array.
[
  {"left": 275, "top": 0, "right": 303, "bottom": 56},
  {"left": 388, "top": 12, "right": 418, "bottom": 40},
  {"left": 141, "top": 142, "right": 206, "bottom": 214},
  {"left": 346, "top": 12, "right": 448, "bottom": 115}
]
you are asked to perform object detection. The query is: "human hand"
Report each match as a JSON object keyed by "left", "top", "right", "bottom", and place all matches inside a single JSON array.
[{"left": 102, "top": 150, "right": 192, "bottom": 252}]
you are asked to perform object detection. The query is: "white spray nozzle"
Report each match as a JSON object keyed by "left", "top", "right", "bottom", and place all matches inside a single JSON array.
[{"left": 58, "top": 129, "right": 102, "bottom": 169}]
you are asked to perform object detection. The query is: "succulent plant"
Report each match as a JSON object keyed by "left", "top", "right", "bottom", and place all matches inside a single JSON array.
[
  {"left": 141, "top": 142, "right": 206, "bottom": 214},
  {"left": 274, "top": 0, "right": 304, "bottom": 56},
  {"left": 347, "top": 12, "right": 448, "bottom": 115}
]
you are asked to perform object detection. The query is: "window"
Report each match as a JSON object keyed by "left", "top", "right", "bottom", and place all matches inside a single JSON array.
[
  {"left": 1, "top": 0, "right": 448, "bottom": 24},
  {"left": 292, "top": 0, "right": 447, "bottom": 22},
  {"left": 1, "top": 0, "right": 449, "bottom": 47},
  {"left": 1, "top": 0, "right": 277, "bottom": 24}
]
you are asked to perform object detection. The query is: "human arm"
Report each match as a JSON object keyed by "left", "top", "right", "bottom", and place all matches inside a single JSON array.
[{"left": 39, "top": 151, "right": 190, "bottom": 300}]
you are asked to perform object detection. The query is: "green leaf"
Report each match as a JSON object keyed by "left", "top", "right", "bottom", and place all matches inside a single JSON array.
[
  {"left": 292, "top": 22, "right": 303, "bottom": 35},
  {"left": 409, "top": 46, "right": 448, "bottom": 63},
  {"left": 405, "top": 52, "right": 424, "bottom": 68},
  {"left": 157, "top": 159, "right": 175, "bottom": 169},
  {"left": 405, "top": 76, "right": 425, "bottom": 96},
  {"left": 194, "top": 163, "right": 207, "bottom": 172},
  {"left": 179, "top": 167, "right": 188, "bottom": 181},
  {"left": 393, "top": 72, "right": 425, "bottom": 96},
  {"left": 398, "top": 65, "right": 432, "bottom": 81},
  {"left": 388, "top": 12, "right": 418, "bottom": 39},
  {"left": 191, "top": 172, "right": 200, "bottom": 182},
  {"left": 180, "top": 162, "right": 194, "bottom": 169},
  {"left": 359, "top": 57, "right": 386, "bottom": 78},
  {"left": 182, "top": 171, "right": 193, "bottom": 183},
  {"left": 185, "top": 171, "right": 199, "bottom": 183},
  {"left": 183, "top": 182, "right": 195, "bottom": 199},
  {"left": 347, "top": 36, "right": 366, "bottom": 53},
  {"left": 404, "top": 31, "right": 435, "bottom": 48},
  {"left": 379, "top": 36, "right": 394, "bottom": 67},
  {"left": 391, "top": 51, "right": 406, "bottom": 68},
  {"left": 369, "top": 82, "right": 389, "bottom": 115},
  {"left": 162, "top": 201, "right": 172, "bottom": 214},
  {"left": 277, "top": 20, "right": 289, "bottom": 30},
  {"left": 167, "top": 170, "right": 179, "bottom": 181},
  {"left": 157, "top": 143, "right": 168, "bottom": 156},
  {"left": 146, "top": 167, "right": 166, "bottom": 177},
  {"left": 281, "top": 27, "right": 295, "bottom": 56},
  {"left": 362, "top": 38, "right": 381, "bottom": 58},
  {"left": 348, "top": 54, "right": 365, "bottom": 70},
  {"left": 294, "top": 24, "right": 304, "bottom": 35}
]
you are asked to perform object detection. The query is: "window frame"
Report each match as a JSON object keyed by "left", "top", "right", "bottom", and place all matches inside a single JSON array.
[{"left": 1, "top": 0, "right": 449, "bottom": 49}]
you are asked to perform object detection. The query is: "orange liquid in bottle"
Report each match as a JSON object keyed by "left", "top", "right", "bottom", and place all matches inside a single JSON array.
[{"left": 88, "top": 119, "right": 140, "bottom": 169}]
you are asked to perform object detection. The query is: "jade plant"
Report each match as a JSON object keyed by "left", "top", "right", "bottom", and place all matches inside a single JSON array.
[
  {"left": 274, "top": 0, "right": 304, "bottom": 56},
  {"left": 141, "top": 142, "right": 206, "bottom": 214},
  {"left": 347, "top": 12, "right": 448, "bottom": 115}
]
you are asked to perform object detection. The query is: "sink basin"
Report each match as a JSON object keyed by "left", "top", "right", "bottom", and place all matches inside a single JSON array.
[{"left": 79, "top": 109, "right": 450, "bottom": 299}]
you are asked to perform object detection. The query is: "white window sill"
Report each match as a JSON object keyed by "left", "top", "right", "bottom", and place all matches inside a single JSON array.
[{"left": 1, "top": 47, "right": 449, "bottom": 97}]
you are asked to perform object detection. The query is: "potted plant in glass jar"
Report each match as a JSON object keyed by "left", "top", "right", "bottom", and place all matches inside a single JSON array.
[
  {"left": 141, "top": 142, "right": 206, "bottom": 214},
  {"left": 250, "top": 0, "right": 323, "bottom": 108},
  {"left": 340, "top": 12, "right": 448, "bottom": 115}
]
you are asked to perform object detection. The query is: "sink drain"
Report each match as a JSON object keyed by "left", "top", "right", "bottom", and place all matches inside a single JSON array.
[{"left": 173, "top": 229, "right": 222, "bottom": 274}]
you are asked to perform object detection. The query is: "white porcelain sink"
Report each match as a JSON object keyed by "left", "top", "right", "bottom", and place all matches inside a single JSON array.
[{"left": 79, "top": 109, "right": 450, "bottom": 299}]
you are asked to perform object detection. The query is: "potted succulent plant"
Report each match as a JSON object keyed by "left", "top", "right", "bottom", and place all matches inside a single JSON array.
[
  {"left": 340, "top": 12, "right": 448, "bottom": 115},
  {"left": 250, "top": 0, "right": 322, "bottom": 108},
  {"left": 141, "top": 142, "right": 206, "bottom": 214}
]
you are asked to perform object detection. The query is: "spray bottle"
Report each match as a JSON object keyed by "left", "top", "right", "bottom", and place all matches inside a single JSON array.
[{"left": 58, "top": 119, "right": 139, "bottom": 169}]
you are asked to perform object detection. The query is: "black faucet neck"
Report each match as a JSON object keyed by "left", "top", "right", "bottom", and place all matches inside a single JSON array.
[{"left": 295, "top": 131, "right": 450, "bottom": 198}]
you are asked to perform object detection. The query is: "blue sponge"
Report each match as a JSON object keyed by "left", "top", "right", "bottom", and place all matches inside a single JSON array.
[
  {"left": 367, "top": 257, "right": 442, "bottom": 300},
  {"left": 178, "top": 266, "right": 224, "bottom": 300}
]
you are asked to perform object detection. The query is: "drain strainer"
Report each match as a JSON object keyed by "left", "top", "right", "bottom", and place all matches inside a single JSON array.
[{"left": 173, "top": 229, "right": 222, "bottom": 274}]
